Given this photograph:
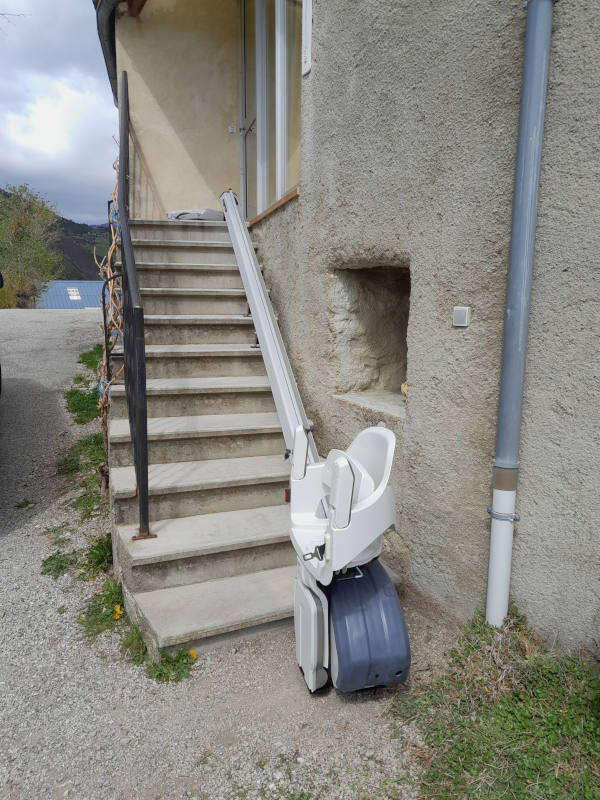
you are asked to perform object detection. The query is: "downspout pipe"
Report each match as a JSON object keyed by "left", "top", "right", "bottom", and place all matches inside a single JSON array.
[
  {"left": 486, "top": 0, "right": 556, "bottom": 627},
  {"left": 93, "top": 0, "right": 120, "bottom": 104}
]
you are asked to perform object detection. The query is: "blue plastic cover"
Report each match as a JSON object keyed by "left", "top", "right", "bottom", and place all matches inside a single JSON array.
[{"left": 329, "top": 559, "right": 411, "bottom": 692}]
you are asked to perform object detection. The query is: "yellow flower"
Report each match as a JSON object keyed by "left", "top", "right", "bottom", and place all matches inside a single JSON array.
[
  {"left": 81, "top": 564, "right": 87, "bottom": 569},
  {"left": 189, "top": 649, "right": 197, "bottom": 661},
  {"left": 113, "top": 604, "right": 123, "bottom": 620},
  {"left": 89, "top": 578, "right": 94, "bottom": 582}
]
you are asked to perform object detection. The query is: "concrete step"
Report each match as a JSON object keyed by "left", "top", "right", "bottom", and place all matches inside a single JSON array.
[
  {"left": 109, "top": 376, "right": 275, "bottom": 417},
  {"left": 134, "top": 263, "right": 244, "bottom": 289},
  {"left": 128, "top": 564, "right": 296, "bottom": 659},
  {"left": 110, "top": 453, "right": 290, "bottom": 524},
  {"left": 143, "top": 314, "right": 256, "bottom": 345},
  {"left": 130, "top": 240, "right": 239, "bottom": 266},
  {"left": 108, "top": 412, "right": 285, "bottom": 466},
  {"left": 130, "top": 219, "right": 231, "bottom": 242},
  {"left": 111, "top": 344, "right": 266, "bottom": 380},
  {"left": 139, "top": 287, "right": 248, "bottom": 315},
  {"left": 115, "top": 504, "right": 293, "bottom": 592}
]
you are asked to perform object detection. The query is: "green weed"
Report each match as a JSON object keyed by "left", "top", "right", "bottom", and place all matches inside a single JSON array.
[
  {"left": 81, "top": 533, "right": 112, "bottom": 576},
  {"left": 77, "top": 578, "right": 124, "bottom": 640},
  {"left": 121, "top": 624, "right": 198, "bottom": 684},
  {"left": 41, "top": 549, "right": 80, "bottom": 579},
  {"left": 78, "top": 343, "right": 103, "bottom": 372},
  {"left": 72, "top": 374, "right": 89, "bottom": 387},
  {"left": 389, "top": 609, "right": 600, "bottom": 800},
  {"left": 14, "top": 498, "right": 35, "bottom": 509},
  {"left": 57, "top": 433, "right": 103, "bottom": 475},
  {"left": 57, "top": 434, "right": 106, "bottom": 519},
  {"left": 43, "top": 523, "right": 70, "bottom": 548},
  {"left": 121, "top": 624, "right": 148, "bottom": 666},
  {"left": 73, "top": 473, "right": 104, "bottom": 519},
  {"left": 145, "top": 649, "right": 197, "bottom": 683},
  {"left": 65, "top": 386, "right": 100, "bottom": 424}
]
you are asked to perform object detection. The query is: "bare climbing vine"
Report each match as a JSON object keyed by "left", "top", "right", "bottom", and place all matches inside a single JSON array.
[{"left": 94, "top": 158, "right": 123, "bottom": 492}]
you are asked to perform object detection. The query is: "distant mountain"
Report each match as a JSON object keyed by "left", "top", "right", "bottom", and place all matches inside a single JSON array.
[
  {"left": 56, "top": 216, "right": 110, "bottom": 281},
  {"left": 0, "top": 188, "right": 109, "bottom": 281}
]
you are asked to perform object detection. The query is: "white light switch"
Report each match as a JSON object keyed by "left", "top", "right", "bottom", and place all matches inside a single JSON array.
[{"left": 453, "top": 306, "right": 472, "bottom": 327}]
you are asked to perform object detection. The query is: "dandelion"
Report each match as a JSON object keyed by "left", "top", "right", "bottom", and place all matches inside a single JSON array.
[
  {"left": 189, "top": 649, "right": 197, "bottom": 661},
  {"left": 113, "top": 604, "right": 123, "bottom": 620}
]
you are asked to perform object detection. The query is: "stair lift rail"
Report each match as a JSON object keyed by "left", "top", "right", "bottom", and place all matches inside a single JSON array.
[
  {"left": 115, "top": 70, "right": 151, "bottom": 540},
  {"left": 221, "top": 191, "right": 410, "bottom": 694},
  {"left": 220, "top": 190, "right": 318, "bottom": 464}
]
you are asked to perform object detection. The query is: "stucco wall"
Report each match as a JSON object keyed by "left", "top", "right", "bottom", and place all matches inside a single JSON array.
[
  {"left": 116, "top": 0, "right": 240, "bottom": 216},
  {"left": 253, "top": 0, "right": 600, "bottom": 653}
]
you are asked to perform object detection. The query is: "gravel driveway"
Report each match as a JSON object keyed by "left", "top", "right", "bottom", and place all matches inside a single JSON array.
[{"left": 0, "top": 309, "right": 460, "bottom": 800}]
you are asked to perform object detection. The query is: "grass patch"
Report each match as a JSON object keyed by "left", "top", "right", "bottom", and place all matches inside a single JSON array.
[
  {"left": 72, "top": 374, "right": 89, "bottom": 387},
  {"left": 43, "top": 523, "right": 70, "bottom": 548},
  {"left": 77, "top": 578, "right": 124, "bottom": 640},
  {"left": 145, "top": 648, "right": 197, "bottom": 683},
  {"left": 121, "top": 624, "right": 148, "bottom": 666},
  {"left": 78, "top": 343, "right": 103, "bottom": 372},
  {"left": 65, "top": 386, "right": 100, "bottom": 424},
  {"left": 57, "top": 434, "right": 106, "bottom": 519},
  {"left": 73, "top": 473, "right": 104, "bottom": 519},
  {"left": 81, "top": 533, "right": 112, "bottom": 577},
  {"left": 41, "top": 549, "right": 80, "bottom": 579},
  {"left": 57, "top": 433, "right": 104, "bottom": 475},
  {"left": 389, "top": 609, "right": 600, "bottom": 800},
  {"left": 121, "top": 624, "right": 198, "bottom": 684}
]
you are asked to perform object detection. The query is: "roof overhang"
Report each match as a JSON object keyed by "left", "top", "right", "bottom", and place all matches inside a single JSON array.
[{"left": 93, "top": 0, "right": 148, "bottom": 104}]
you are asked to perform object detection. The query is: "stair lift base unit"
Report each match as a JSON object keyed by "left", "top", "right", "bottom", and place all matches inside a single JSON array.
[
  {"left": 329, "top": 559, "right": 410, "bottom": 693},
  {"left": 291, "top": 425, "right": 411, "bottom": 693}
]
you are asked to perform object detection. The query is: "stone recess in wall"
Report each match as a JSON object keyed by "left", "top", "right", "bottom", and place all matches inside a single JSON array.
[{"left": 329, "top": 265, "right": 410, "bottom": 413}]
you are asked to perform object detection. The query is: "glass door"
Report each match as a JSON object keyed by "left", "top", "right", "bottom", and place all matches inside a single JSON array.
[{"left": 241, "top": 0, "right": 301, "bottom": 220}]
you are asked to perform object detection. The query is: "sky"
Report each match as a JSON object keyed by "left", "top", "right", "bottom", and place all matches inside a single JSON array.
[{"left": 0, "top": 1, "right": 117, "bottom": 224}]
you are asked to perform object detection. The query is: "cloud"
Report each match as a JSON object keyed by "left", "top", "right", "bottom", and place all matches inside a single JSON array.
[{"left": 0, "top": 1, "right": 117, "bottom": 223}]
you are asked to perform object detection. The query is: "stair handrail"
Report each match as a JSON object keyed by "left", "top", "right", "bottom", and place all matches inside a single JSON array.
[
  {"left": 117, "top": 70, "right": 152, "bottom": 540},
  {"left": 220, "top": 190, "right": 319, "bottom": 465}
]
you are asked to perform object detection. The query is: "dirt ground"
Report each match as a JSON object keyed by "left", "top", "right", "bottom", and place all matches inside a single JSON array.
[{"left": 0, "top": 310, "right": 462, "bottom": 800}]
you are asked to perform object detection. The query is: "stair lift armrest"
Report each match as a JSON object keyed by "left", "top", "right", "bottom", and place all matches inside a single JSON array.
[
  {"left": 291, "top": 425, "right": 310, "bottom": 480},
  {"left": 329, "top": 456, "right": 354, "bottom": 530},
  {"left": 330, "top": 485, "right": 396, "bottom": 572},
  {"left": 290, "top": 462, "right": 326, "bottom": 517}
]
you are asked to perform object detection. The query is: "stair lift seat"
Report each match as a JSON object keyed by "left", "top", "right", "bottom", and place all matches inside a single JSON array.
[{"left": 290, "top": 425, "right": 411, "bottom": 692}]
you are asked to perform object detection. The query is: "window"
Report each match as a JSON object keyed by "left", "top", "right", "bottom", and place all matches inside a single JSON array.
[{"left": 243, "top": 0, "right": 302, "bottom": 218}]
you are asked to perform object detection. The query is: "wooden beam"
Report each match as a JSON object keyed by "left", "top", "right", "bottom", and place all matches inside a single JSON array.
[
  {"left": 128, "top": 0, "right": 148, "bottom": 17},
  {"left": 249, "top": 186, "right": 299, "bottom": 228}
]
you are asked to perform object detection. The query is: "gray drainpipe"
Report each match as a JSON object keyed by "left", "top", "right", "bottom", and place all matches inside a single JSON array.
[
  {"left": 486, "top": 0, "right": 556, "bottom": 627},
  {"left": 93, "top": 0, "right": 120, "bottom": 104}
]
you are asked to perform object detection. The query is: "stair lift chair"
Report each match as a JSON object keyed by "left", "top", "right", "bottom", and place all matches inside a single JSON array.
[{"left": 290, "top": 425, "right": 411, "bottom": 692}]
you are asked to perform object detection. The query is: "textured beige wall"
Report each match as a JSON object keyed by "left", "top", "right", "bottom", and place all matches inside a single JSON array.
[
  {"left": 116, "top": 0, "right": 240, "bottom": 217},
  {"left": 254, "top": 0, "right": 600, "bottom": 654}
]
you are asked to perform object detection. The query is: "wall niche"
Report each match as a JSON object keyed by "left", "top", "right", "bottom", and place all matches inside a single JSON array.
[{"left": 330, "top": 265, "right": 410, "bottom": 416}]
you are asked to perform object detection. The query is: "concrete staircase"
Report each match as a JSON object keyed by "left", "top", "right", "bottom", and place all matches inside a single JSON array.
[{"left": 109, "top": 219, "right": 296, "bottom": 660}]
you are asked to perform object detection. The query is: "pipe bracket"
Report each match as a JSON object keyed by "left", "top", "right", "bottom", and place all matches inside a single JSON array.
[
  {"left": 522, "top": 0, "right": 558, "bottom": 8},
  {"left": 487, "top": 507, "right": 520, "bottom": 523}
]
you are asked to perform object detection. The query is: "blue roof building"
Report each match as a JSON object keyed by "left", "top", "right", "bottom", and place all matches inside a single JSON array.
[{"left": 37, "top": 280, "right": 103, "bottom": 310}]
